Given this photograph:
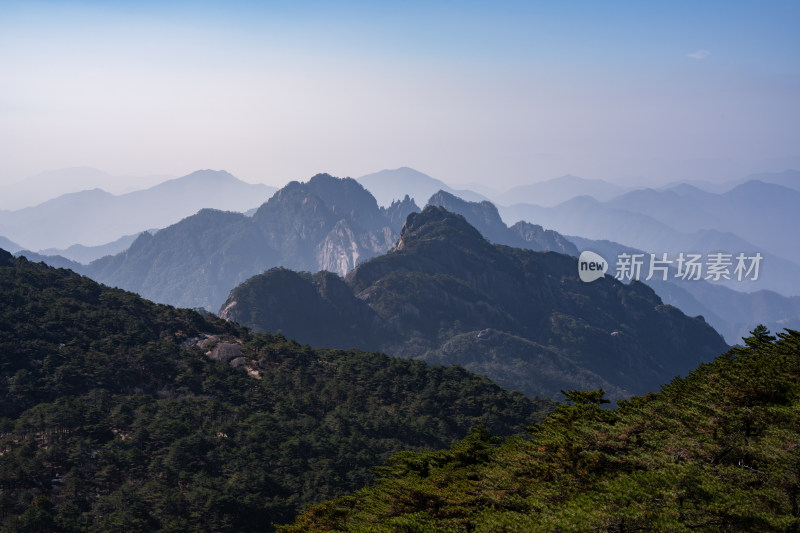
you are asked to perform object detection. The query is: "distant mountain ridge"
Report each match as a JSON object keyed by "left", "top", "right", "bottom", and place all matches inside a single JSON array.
[
  {"left": 357, "top": 167, "right": 488, "bottom": 207},
  {"left": 0, "top": 169, "right": 276, "bottom": 250},
  {"left": 605, "top": 179, "right": 800, "bottom": 266},
  {"left": 0, "top": 167, "right": 175, "bottom": 210},
  {"left": 221, "top": 206, "right": 729, "bottom": 400},
  {"left": 500, "top": 186, "right": 800, "bottom": 296},
  {"left": 496, "top": 174, "right": 627, "bottom": 206}
]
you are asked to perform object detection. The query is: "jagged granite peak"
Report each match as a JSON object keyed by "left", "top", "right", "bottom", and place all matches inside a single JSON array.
[
  {"left": 228, "top": 206, "right": 729, "bottom": 400},
  {"left": 381, "top": 194, "right": 420, "bottom": 229}
]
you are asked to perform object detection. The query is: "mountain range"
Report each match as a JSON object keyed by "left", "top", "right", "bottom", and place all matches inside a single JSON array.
[
  {"left": 499, "top": 182, "right": 800, "bottom": 296},
  {"left": 495, "top": 174, "right": 627, "bottom": 206},
  {"left": 54, "top": 174, "right": 418, "bottom": 310},
  {"left": 422, "top": 191, "right": 800, "bottom": 345},
  {"left": 18, "top": 172, "right": 799, "bottom": 346},
  {"left": 0, "top": 169, "right": 276, "bottom": 250},
  {"left": 220, "top": 206, "right": 729, "bottom": 400},
  {"left": 605, "top": 180, "right": 800, "bottom": 266},
  {"left": 0, "top": 167, "right": 175, "bottom": 210}
]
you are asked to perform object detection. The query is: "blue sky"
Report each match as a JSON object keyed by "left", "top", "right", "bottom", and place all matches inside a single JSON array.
[{"left": 1, "top": 0, "right": 798, "bottom": 189}]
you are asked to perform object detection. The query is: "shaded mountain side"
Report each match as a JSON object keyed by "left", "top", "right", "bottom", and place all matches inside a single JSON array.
[
  {"left": 219, "top": 268, "right": 386, "bottom": 350},
  {"left": 0, "top": 169, "right": 276, "bottom": 250},
  {"left": 39, "top": 174, "right": 418, "bottom": 311},
  {"left": 0, "top": 248, "right": 550, "bottom": 531},
  {"left": 222, "top": 207, "right": 729, "bottom": 400},
  {"left": 285, "top": 327, "right": 800, "bottom": 532},
  {"left": 427, "top": 189, "right": 578, "bottom": 255}
]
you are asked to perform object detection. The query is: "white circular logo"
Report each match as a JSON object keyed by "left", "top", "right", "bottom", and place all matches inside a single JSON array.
[{"left": 578, "top": 251, "right": 608, "bottom": 282}]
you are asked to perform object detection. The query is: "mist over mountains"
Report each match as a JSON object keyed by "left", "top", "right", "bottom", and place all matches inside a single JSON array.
[
  {"left": 0, "top": 170, "right": 276, "bottom": 251},
  {"left": 64, "top": 174, "right": 418, "bottom": 310},
  {"left": 357, "top": 167, "right": 489, "bottom": 207},
  {"left": 499, "top": 181, "right": 800, "bottom": 296},
  {"left": 12, "top": 167, "right": 800, "bottom": 347},
  {"left": 0, "top": 167, "right": 175, "bottom": 210}
]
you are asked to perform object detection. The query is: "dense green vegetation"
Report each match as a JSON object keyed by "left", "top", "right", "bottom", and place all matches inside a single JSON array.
[
  {"left": 0, "top": 249, "right": 551, "bottom": 531},
  {"left": 285, "top": 326, "right": 800, "bottom": 532}
]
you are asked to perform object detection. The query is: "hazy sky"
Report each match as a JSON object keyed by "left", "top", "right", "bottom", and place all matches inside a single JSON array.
[{"left": 1, "top": 0, "right": 798, "bottom": 190}]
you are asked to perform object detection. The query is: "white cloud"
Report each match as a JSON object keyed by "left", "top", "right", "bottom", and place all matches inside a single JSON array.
[{"left": 687, "top": 49, "right": 710, "bottom": 60}]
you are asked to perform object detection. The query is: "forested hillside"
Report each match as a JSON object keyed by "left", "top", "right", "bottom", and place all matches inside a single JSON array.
[
  {"left": 0, "top": 249, "right": 550, "bottom": 531},
  {"left": 286, "top": 327, "right": 800, "bottom": 532}
]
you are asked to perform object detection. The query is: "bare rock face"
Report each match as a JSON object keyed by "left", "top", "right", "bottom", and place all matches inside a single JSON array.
[{"left": 317, "top": 220, "right": 397, "bottom": 276}]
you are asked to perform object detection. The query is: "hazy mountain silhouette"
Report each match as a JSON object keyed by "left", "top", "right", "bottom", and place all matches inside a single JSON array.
[
  {"left": 37, "top": 232, "right": 146, "bottom": 264},
  {"left": 501, "top": 194, "right": 800, "bottom": 296},
  {"left": 606, "top": 180, "right": 800, "bottom": 266},
  {"left": 358, "top": 167, "right": 488, "bottom": 207},
  {"left": 0, "top": 167, "right": 174, "bottom": 210},
  {"left": 0, "top": 170, "right": 276, "bottom": 250},
  {"left": 496, "top": 174, "right": 627, "bottom": 206}
]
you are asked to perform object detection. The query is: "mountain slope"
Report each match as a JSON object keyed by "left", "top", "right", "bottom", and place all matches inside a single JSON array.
[
  {"left": 286, "top": 327, "right": 800, "bottom": 532},
  {"left": 0, "top": 169, "right": 275, "bottom": 250},
  {"left": 0, "top": 248, "right": 549, "bottom": 531},
  {"left": 222, "top": 207, "right": 729, "bottom": 399}
]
